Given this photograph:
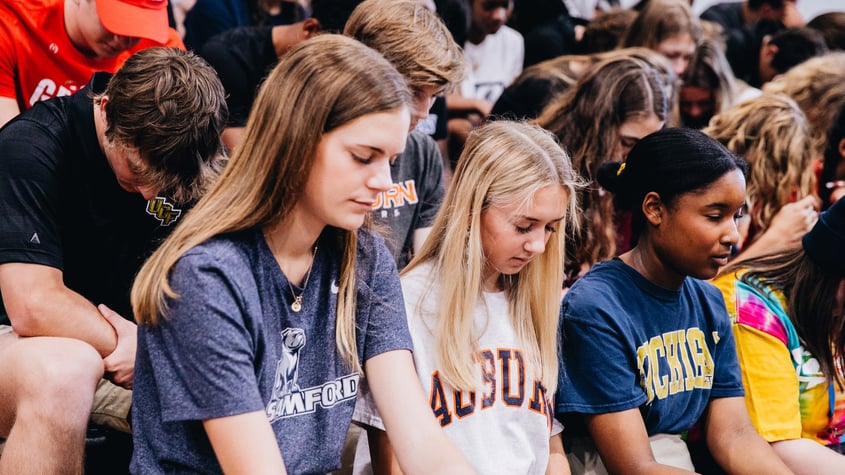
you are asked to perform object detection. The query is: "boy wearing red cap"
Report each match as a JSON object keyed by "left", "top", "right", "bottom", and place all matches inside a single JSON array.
[{"left": 0, "top": 0, "right": 183, "bottom": 127}]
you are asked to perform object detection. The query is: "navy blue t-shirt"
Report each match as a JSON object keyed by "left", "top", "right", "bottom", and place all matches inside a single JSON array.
[
  {"left": 131, "top": 228, "right": 412, "bottom": 474},
  {"left": 556, "top": 259, "right": 744, "bottom": 436}
]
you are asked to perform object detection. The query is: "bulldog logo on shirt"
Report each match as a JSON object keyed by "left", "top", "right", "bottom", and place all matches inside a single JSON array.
[
  {"left": 272, "top": 328, "right": 306, "bottom": 397},
  {"left": 265, "top": 327, "right": 359, "bottom": 421}
]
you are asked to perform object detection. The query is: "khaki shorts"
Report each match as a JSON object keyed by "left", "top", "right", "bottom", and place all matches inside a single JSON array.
[
  {"left": 91, "top": 378, "right": 132, "bottom": 433},
  {"left": 566, "top": 433, "right": 695, "bottom": 474}
]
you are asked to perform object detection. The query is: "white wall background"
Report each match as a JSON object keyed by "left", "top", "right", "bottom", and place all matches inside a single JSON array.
[
  {"left": 610, "top": 0, "right": 845, "bottom": 22},
  {"left": 690, "top": 0, "right": 845, "bottom": 21}
]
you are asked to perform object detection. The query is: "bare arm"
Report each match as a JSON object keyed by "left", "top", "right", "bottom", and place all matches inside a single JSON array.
[
  {"left": 0, "top": 262, "right": 116, "bottom": 355},
  {"left": 0, "top": 96, "right": 19, "bottom": 129},
  {"left": 733, "top": 196, "right": 818, "bottom": 264},
  {"left": 704, "top": 397, "right": 793, "bottom": 475},
  {"left": 586, "top": 409, "right": 694, "bottom": 475},
  {"left": 412, "top": 227, "right": 432, "bottom": 256},
  {"left": 221, "top": 127, "right": 244, "bottom": 154},
  {"left": 99, "top": 304, "right": 137, "bottom": 389},
  {"left": 445, "top": 94, "right": 492, "bottom": 118},
  {"left": 781, "top": 1, "right": 804, "bottom": 27},
  {"left": 367, "top": 426, "right": 404, "bottom": 475},
  {"left": 771, "top": 438, "right": 845, "bottom": 475},
  {"left": 365, "top": 350, "right": 474, "bottom": 474},
  {"left": 546, "top": 433, "right": 570, "bottom": 475},
  {"left": 203, "top": 411, "right": 287, "bottom": 475}
]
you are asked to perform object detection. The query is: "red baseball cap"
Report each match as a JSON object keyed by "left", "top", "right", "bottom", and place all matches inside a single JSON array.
[{"left": 96, "top": 0, "right": 170, "bottom": 44}]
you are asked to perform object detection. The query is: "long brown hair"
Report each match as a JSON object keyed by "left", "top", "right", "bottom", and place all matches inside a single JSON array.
[
  {"left": 536, "top": 56, "right": 668, "bottom": 281},
  {"left": 621, "top": 0, "right": 702, "bottom": 50},
  {"left": 764, "top": 52, "right": 845, "bottom": 156},
  {"left": 131, "top": 35, "right": 412, "bottom": 371}
]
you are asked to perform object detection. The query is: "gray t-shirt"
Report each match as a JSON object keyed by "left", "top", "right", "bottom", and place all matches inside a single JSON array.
[
  {"left": 373, "top": 130, "right": 444, "bottom": 269},
  {"left": 131, "top": 228, "right": 412, "bottom": 474}
]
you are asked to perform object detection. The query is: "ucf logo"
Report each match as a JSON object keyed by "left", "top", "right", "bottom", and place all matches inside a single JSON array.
[{"left": 146, "top": 197, "right": 182, "bottom": 226}]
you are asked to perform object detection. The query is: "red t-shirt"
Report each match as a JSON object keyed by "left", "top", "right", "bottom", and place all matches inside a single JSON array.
[{"left": 0, "top": 0, "right": 184, "bottom": 111}]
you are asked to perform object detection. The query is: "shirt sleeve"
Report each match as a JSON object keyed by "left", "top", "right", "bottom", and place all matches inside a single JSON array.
[
  {"left": 352, "top": 377, "right": 385, "bottom": 430},
  {"left": 734, "top": 316, "right": 803, "bottom": 442},
  {"left": 359, "top": 232, "right": 413, "bottom": 362},
  {"left": 0, "top": 118, "right": 64, "bottom": 268},
  {"left": 351, "top": 234, "right": 411, "bottom": 429},
  {"left": 707, "top": 291, "right": 746, "bottom": 399},
  {"left": 183, "top": 2, "right": 240, "bottom": 52},
  {"left": 139, "top": 249, "right": 266, "bottom": 422},
  {"left": 413, "top": 133, "right": 445, "bottom": 230},
  {"left": 551, "top": 417, "right": 563, "bottom": 436},
  {"left": 509, "top": 31, "right": 525, "bottom": 85},
  {"left": 199, "top": 40, "right": 252, "bottom": 129},
  {"left": 556, "top": 298, "right": 648, "bottom": 414},
  {"left": 0, "top": 10, "right": 18, "bottom": 101}
]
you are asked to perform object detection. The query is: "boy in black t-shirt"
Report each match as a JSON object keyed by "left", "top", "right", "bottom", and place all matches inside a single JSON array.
[{"left": 0, "top": 47, "right": 227, "bottom": 474}]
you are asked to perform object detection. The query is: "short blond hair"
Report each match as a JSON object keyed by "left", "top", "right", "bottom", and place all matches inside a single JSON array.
[{"left": 344, "top": 0, "right": 464, "bottom": 90}]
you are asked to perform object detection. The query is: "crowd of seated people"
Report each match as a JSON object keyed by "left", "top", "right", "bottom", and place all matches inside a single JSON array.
[{"left": 2, "top": 0, "right": 845, "bottom": 474}]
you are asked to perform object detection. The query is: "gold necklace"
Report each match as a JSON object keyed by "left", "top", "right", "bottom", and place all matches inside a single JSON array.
[{"left": 287, "top": 246, "right": 317, "bottom": 313}]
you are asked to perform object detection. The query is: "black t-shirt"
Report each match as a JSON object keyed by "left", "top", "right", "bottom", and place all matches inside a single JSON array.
[
  {"left": 0, "top": 73, "right": 182, "bottom": 324},
  {"left": 199, "top": 26, "right": 278, "bottom": 129},
  {"left": 491, "top": 75, "right": 568, "bottom": 121},
  {"left": 700, "top": 2, "right": 745, "bottom": 33},
  {"left": 725, "top": 19, "right": 783, "bottom": 87},
  {"left": 522, "top": 14, "right": 577, "bottom": 68}
]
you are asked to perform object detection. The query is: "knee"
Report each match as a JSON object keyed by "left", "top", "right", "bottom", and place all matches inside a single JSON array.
[{"left": 16, "top": 338, "right": 103, "bottom": 404}]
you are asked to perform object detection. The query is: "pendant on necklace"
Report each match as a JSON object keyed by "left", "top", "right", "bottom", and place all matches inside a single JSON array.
[{"left": 291, "top": 296, "right": 303, "bottom": 312}]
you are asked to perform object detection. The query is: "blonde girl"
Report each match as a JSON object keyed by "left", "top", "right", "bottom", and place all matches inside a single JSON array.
[
  {"left": 356, "top": 121, "right": 581, "bottom": 474},
  {"left": 129, "top": 35, "right": 473, "bottom": 475}
]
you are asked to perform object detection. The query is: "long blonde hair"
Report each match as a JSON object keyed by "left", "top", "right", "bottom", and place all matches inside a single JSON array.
[
  {"left": 131, "top": 35, "right": 412, "bottom": 371},
  {"left": 763, "top": 52, "right": 845, "bottom": 156},
  {"left": 704, "top": 94, "right": 815, "bottom": 236},
  {"left": 405, "top": 121, "right": 583, "bottom": 394}
]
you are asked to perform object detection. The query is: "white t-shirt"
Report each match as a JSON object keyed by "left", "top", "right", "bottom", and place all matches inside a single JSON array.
[
  {"left": 353, "top": 262, "right": 561, "bottom": 474},
  {"left": 459, "top": 25, "right": 524, "bottom": 104}
]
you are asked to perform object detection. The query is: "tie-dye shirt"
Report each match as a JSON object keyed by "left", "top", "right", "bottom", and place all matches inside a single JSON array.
[{"left": 713, "top": 270, "right": 845, "bottom": 445}]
